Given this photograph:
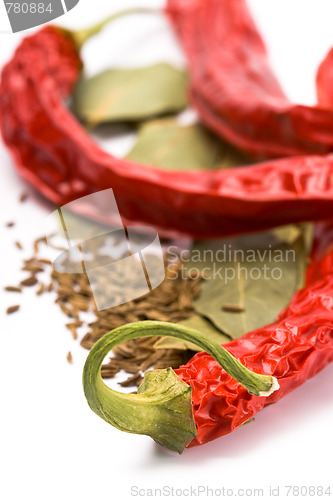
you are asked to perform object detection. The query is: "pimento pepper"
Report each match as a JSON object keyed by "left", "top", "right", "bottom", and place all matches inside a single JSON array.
[
  {"left": 82, "top": 245, "right": 333, "bottom": 452},
  {"left": 2, "top": 24, "right": 333, "bottom": 238},
  {"left": 167, "top": 0, "right": 333, "bottom": 159}
]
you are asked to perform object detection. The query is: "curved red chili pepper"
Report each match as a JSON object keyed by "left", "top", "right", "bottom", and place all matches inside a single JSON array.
[
  {"left": 167, "top": 0, "right": 333, "bottom": 159},
  {"left": 175, "top": 246, "right": 333, "bottom": 447},
  {"left": 2, "top": 26, "right": 333, "bottom": 238}
]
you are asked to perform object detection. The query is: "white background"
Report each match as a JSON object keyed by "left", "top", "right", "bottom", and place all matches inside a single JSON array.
[{"left": 1, "top": 1, "right": 333, "bottom": 499}]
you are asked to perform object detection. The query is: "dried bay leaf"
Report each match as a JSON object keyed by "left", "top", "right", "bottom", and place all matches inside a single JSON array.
[
  {"left": 154, "top": 315, "right": 231, "bottom": 351},
  {"left": 185, "top": 225, "right": 312, "bottom": 339},
  {"left": 272, "top": 222, "right": 314, "bottom": 289},
  {"left": 73, "top": 64, "right": 188, "bottom": 125},
  {"left": 126, "top": 118, "right": 245, "bottom": 170}
]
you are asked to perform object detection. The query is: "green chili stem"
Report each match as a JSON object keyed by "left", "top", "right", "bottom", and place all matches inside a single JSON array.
[
  {"left": 83, "top": 321, "right": 279, "bottom": 453},
  {"left": 71, "top": 8, "right": 159, "bottom": 49}
]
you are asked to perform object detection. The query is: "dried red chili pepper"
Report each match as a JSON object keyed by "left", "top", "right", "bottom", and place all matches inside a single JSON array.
[
  {"left": 2, "top": 20, "right": 333, "bottom": 239},
  {"left": 82, "top": 245, "right": 333, "bottom": 452},
  {"left": 167, "top": 0, "right": 333, "bottom": 159},
  {"left": 176, "top": 249, "right": 333, "bottom": 446},
  {"left": 306, "top": 219, "right": 333, "bottom": 285}
]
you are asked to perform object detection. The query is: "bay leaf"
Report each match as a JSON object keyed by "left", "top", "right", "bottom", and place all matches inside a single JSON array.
[
  {"left": 272, "top": 222, "right": 314, "bottom": 289},
  {"left": 73, "top": 64, "right": 188, "bottom": 125},
  {"left": 154, "top": 315, "right": 231, "bottom": 352},
  {"left": 184, "top": 224, "right": 313, "bottom": 339},
  {"left": 126, "top": 118, "right": 245, "bottom": 170}
]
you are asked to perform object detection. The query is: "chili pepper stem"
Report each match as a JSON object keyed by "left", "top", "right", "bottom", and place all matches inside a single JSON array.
[
  {"left": 83, "top": 321, "right": 279, "bottom": 453},
  {"left": 71, "top": 8, "right": 159, "bottom": 49}
]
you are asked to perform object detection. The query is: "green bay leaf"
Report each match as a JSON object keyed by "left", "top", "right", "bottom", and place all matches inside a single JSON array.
[
  {"left": 126, "top": 118, "right": 246, "bottom": 170},
  {"left": 73, "top": 64, "right": 188, "bottom": 125},
  {"left": 186, "top": 225, "right": 313, "bottom": 339},
  {"left": 154, "top": 315, "right": 231, "bottom": 351}
]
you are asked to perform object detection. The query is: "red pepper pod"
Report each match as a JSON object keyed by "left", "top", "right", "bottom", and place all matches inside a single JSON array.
[
  {"left": 176, "top": 249, "right": 333, "bottom": 446},
  {"left": 2, "top": 25, "right": 333, "bottom": 238},
  {"left": 0, "top": 27, "right": 82, "bottom": 195},
  {"left": 167, "top": 0, "right": 333, "bottom": 160}
]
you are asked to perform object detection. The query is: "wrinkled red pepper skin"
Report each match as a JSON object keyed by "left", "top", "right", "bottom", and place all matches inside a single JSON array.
[
  {"left": 175, "top": 249, "right": 333, "bottom": 447},
  {"left": 2, "top": 20, "right": 333, "bottom": 451},
  {"left": 3, "top": 27, "right": 333, "bottom": 238},
  {"left": 167, "top": 0, "right": 333, "bottom": 160}
]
